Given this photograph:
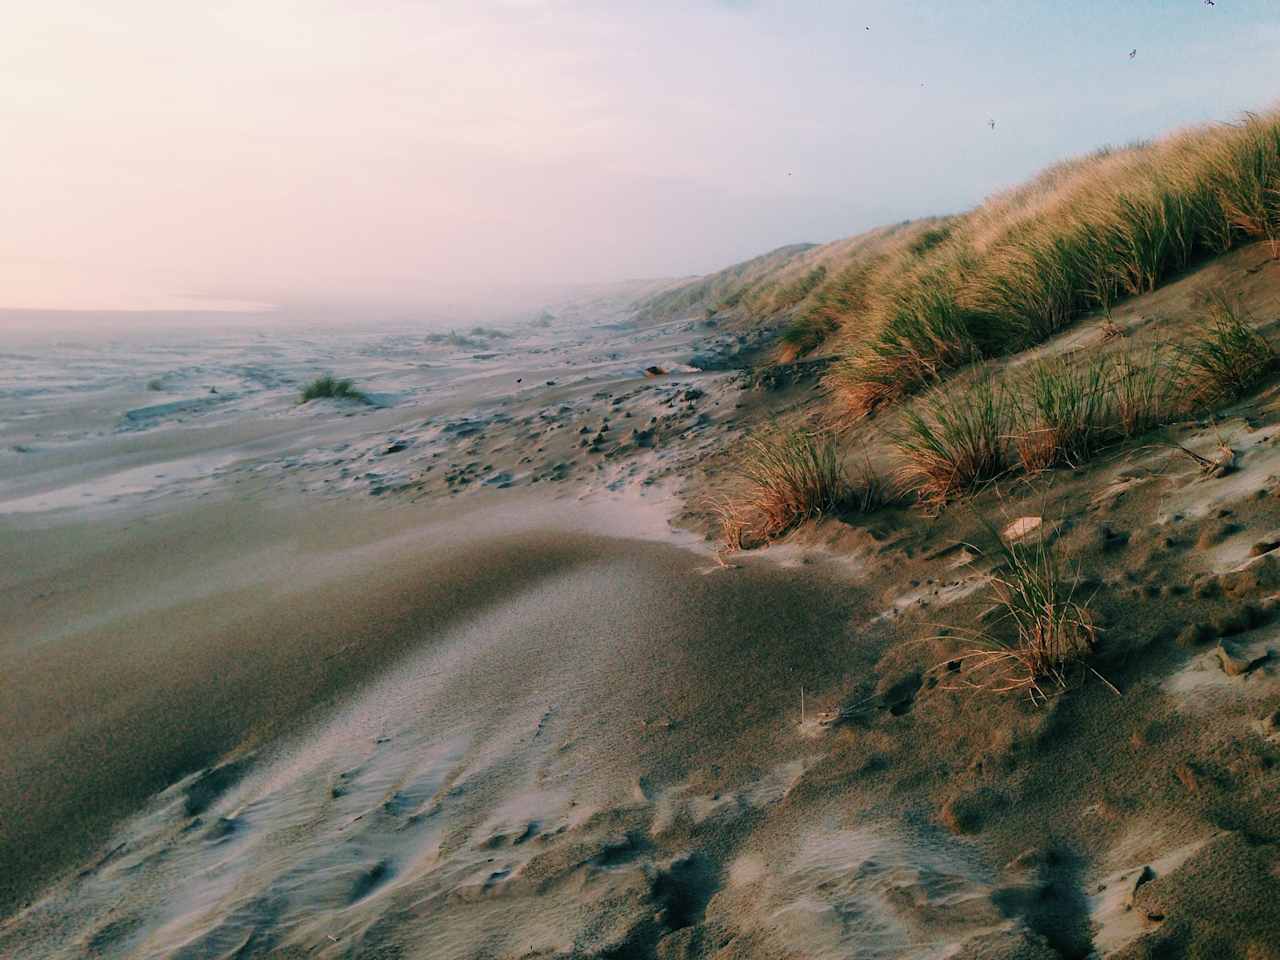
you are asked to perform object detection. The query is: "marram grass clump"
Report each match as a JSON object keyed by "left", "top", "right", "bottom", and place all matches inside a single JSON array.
[
  {"left": 1110, "top": 347, "right": 1172, "bottom": 437},
  {"left": 1012, "top": 357, "right": 1113, "bottom": 472},
  {"left": 775, "top": 312, "right": 837, "bottom": 364},
  {"left": 938, "top": 526, "right": 1099, "bottom": 704},
  {"left": 883, "top": 318, "right": 1269, "bottom": 509},
  {"left": 821, "top": 109, "right": 1280, "bottom": 417},
  {"left": 1175, "top": 295, "right": 1275, "bottom": 411},
  {"left": 300, "top": 374, "right": 367, "bottom": 403},
  {"left": 891, "top": 375, "right": 1010, "bottom": 510},
  {"left": 715, "top": 429, "right": 867, "bottom": 549}
]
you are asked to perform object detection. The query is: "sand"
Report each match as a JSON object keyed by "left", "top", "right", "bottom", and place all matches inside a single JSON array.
[{"left": 4, "top": 249, "right": 1280, "bottom": 958}]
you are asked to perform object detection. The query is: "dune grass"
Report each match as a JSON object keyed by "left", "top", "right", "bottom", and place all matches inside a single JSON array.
[
  {"left": 838, "top": 305, "right": 977, "bottom": 413},
  {"left": 883, "top": 314, "right": 1269, "bottom": 510},
  {"left": 1012, "top": 357, "right": 1113, "bottom": 472},
  {"left": 716, "top": 429, "right": 855, "bottom": 547},
  {"left": 941, "top": 527, "right": 1098, "bottom": 703},
  {"left": 738, "top": 430, "right": 849, "bottom": 536},
  {"left": 891, "top": 375, "right": 1010, "bottom": 510},
  {"left": 1110, "top": 347, "right": 1172, "bottom": 437},
  {"left": 634, "top": 107, "right": 1280, "bottom": 421},
  {"left": 775, "top": 313, "right": 838, "bottom": 363},
  {"left": 1210, "top": 112, "right": 1280, "bottom": 259},
  {"left": 300, "top": 374, "right": 366, "bottom": 403},
  {"left": 773, "top": 255, "right": 895, "bottom": 364},
  {"left": 819, "top": 109, "right": 1280, "bottom": 416},
  {"left": 1175, "top": 295, "right": 1276, "bottom": 411}
]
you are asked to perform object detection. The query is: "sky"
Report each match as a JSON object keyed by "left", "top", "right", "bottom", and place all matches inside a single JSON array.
[{"left": 2, "top": 0, "right": 1278, "bottom": 314}]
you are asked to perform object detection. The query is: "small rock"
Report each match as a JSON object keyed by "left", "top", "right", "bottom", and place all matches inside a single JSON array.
[
  {"left": 1216, "top": 640, "right": 1268, "bottom": 677},
  {"left": 1003, "top": 516, "right": 1043, "bottom": 541},
  {"left": 1128, "top": 865, "right": 1156, "bottom": 906}
]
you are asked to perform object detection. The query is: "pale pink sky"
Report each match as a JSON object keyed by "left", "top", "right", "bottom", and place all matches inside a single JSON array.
[{"left": 3, "top": 1, "right": 1277, "bottom": 313}]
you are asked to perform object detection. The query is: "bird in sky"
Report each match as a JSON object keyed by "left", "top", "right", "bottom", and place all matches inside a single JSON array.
[
  {"left": 1129, "top": 48, "right": 1137, "bottom": 59},
  {"left": 988, "top": 119, "right": 996, "bottom": 130}
]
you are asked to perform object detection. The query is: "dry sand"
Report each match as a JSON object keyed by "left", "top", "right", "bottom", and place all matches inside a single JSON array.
[{"left": 4, "top": 252, "right": 1280, "bottom": 958}]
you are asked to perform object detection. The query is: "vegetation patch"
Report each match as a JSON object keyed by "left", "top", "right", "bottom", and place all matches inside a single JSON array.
[
  {"left": 891, "top": 376, "right": 1010, "bottom": 510},
  {"left": 300, "top": 374, "right": 367, "bottom": 403},
  {"left": 1175, "top": 295, "right": 1275, "bottom": 411},
  {"left": 940, "top": 527, "right": 1099, "bottom": 703},
  {"left": 1012, "top": 357, "right": 1113, "bottom": 472},
  {"left": 1110, "top": 347, "right": 1172, "bottom": 437},
  {"left": 821, "top": 110, "right": 1280, "bottom": 415},
  {"left": 775, "top": 312, "right": 838, "bottom": 363},
  {"left": 715, "top": 429, "right": 855, "bottom": 548}
]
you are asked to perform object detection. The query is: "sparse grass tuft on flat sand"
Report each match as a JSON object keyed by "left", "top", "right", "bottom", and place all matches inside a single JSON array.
[{"left": 300, "top": 374, "right": 366, "bottom": 403}]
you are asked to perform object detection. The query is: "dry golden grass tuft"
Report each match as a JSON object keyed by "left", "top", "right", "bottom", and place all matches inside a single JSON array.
[
  {"left": 709, "top": 495, "right": 752, "bottom": 557},
  {"left": 730, "top": 430, "right": 850, "bottom": 541},
  {"left": 939, "top": 527, "right": 1100, "bottom": 703},
  {"left": 712, "top": 431, "right": 893, "bottom": 551}
]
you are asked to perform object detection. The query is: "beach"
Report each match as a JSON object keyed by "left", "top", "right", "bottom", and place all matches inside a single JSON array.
[
  {"left": 1, "top": 306, "right": 894, "bottom": 957},
  {"left": 4, "top": 251, "right": 1280, "bottom": 959}
]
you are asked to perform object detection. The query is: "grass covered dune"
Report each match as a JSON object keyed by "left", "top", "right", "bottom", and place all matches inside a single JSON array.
[
  {"left": 638, "top": 107, "right": 1280, "bottom": 416},
  {"left": 650, "top": 104, "right": 1280, "bottom": 547},
  {"left": 659, "top": 104, "right": 1280, "bottom": 960},
  {"left": 826, "top": 108, "right": 1280, "bottom": 413}
]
